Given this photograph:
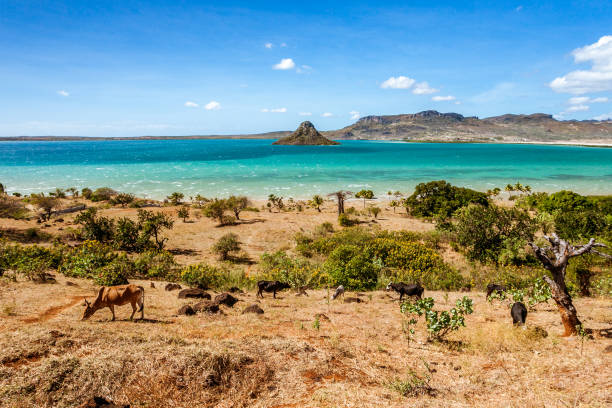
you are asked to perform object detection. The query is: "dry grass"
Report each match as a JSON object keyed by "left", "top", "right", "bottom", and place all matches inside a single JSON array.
[{"left": 1, "top": 274, "right": 611, "bottom": 407}]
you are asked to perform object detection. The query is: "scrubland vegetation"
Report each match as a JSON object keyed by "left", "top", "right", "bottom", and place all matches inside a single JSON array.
[{"left": 0, "top": 180, "right": 611, "bottom": 407}]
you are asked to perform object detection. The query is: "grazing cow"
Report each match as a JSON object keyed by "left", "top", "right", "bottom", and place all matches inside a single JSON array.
[
  {"left": 386, "top": 282, "right": 424, "bottom": 301},
  {"left": 486, "top": 283, "right": 507, "bottom": 299},
  {"left": 331, "top": 285, "right": 345, "bottom": 300},
  {"left": 257, "top": 280, "right": 291, "bottom": 298},
  {"left": 511, "top": 302, "right": 528, "bottom": 326},
  {"left": 82, "top": 284, "right": 144, "bottom": 321}
]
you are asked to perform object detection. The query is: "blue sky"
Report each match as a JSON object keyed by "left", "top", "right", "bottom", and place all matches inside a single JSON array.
[{"left": 1, "top": 0, "right": 612, "bottom": 136}]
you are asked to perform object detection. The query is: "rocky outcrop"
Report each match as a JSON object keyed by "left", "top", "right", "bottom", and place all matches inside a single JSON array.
[{"left": 273, "top": 121, "right": 339, "bottom": 145}]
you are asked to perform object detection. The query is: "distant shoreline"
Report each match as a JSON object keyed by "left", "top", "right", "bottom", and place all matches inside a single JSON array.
[{"left": 1, "top": 135, "right": 611, "bottom": 148}]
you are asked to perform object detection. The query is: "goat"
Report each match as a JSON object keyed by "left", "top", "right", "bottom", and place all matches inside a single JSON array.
[
  {"left": 331, "top": 285, "right": 345, "bottom": 300},
  {"left": 82, "top": 284, "right": 144, "bottom": 321},
  {"left": 385, "top": 282, "right": 424, "bottom": 301},
  {"left": 256, "top": 280, "right": 291, "bottom": 298},
  {"left": 511, "top": 302, "right": 528, "bottom": 326},
  {"left": 486, "top": 283, "right": 507, "bottom": 299}
]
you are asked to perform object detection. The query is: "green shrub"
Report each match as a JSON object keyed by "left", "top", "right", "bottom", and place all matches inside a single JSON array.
[
  {"left": 81, "top": 188, "right": 93, "bottom": 199},
  {"left": 452, "top": 204, "right": 536, "bottom": 265},
  {"left": 94, "top": 256, "right": 132, "bottom": 286},
  {"left": 58, "top": 240, "right": 116, "bottom": 279},
  {"left": 180, "top": 263, "right": 224, "bottom": 289},
  {"left": 133, "top": 250, "right": 178, "bottom": 279},
  {"left": 324, "top": 245, "right": 379, "bottom": 290},
  {"left": 0, "top": 195, "right": 28, "bottom": 219},
  {"left": 403, "top": 180, "right": 488, "bottom": 219},
  {"left": 338, "top": 213, "right": 358, "bottom": 227},
  {"left": 553, "top": 210, "right": 609, "bottom": 240},
  {"left": 259, "top": 251, "right": 320, "bottom": 288},
  {"left": 401, "top": 296, "right": 473, "bottom": 341},
  {"left": 111, "top": 193, "right": 135, "bottom": 207},
  {"left": 113, "top": 217, "right": 140, "bottom": 251},
  {"left": 74, "top": 208, "right": 115, "bottom": 243},
  {"left": 166, "top": 192, "right": 184, "bottom": 206},
  {"left": 90, "top": 187, "right": 117, "bottom": 202},
  {"left": 212, "top": 233, "right": 241, "bottom": 260}
]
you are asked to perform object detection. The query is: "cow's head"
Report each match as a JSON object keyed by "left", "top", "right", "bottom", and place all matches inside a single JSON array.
[
  {"left": 385, "top": 282, "right": 393, "bottom": 291},
  {"left": 82, "top": 299, "right": 95, "bottom": 320}
]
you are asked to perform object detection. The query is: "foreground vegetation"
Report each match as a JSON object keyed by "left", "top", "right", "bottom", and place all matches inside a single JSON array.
[{"left": 1, "top": 180, "right": 611, "bottom": 406}]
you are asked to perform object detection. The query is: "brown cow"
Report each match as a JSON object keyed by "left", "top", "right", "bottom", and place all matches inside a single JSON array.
[{"left": 82, "top": 284, "right": 144, "bottom": 321}]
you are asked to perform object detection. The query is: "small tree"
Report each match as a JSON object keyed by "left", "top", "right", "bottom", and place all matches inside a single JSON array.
[
  {"left": 81, "top": 187, "right": 93, "bottom": 200},
  {"left": 177, "top": 206, "right": 189, "bottom": 222},
  {"left": 327, "top": 190, "right": 353, "bottom": 215},
  {"left": 390, "top": 200, "right": 399, "bottom": 213},
  {"left": 203, "top": 199, "right": 230, "bottom": 225},
  {"left": 529, "top": 233, "right": 611, "bottom": 336},
  {"left": 112, "top": 193, "right": 135, "bottom": 207},
  {"left": 226, "top": 195, "right": 250, "bottom": 220},
  {"left": 267, "top": 194, "right": 284, "bottom": 212},
  {"left": 355, "top": 189, "right": 375, "bottom": 208},
  {"left": 193, "top": 194, "right": 209, "bottom": 207},
  {"left": 30, "top": 194, "right": 60, "bottom": 221},
  {"left": 0, "top": 183, "right": 4, "bottom": 194},
  {"left": 66, "top": 187, "right": 79, "bottom": 198},
  {"left": 74, "top": 208, "right": 115, "bottom": 243},
  {"left": 212, "top": 233, "right": 241, "bottom": 260},
  {"left": 137, "top": 210, "right": 174, "bottom": 250},
  {"left": 167, "top": 192, "right": 184, "bottom": 206},
  {"left": 401, "top": 296, "right": 474, "bottom": 341},
  {"left": 369, "top": 206, "right": 381, "bottom": 219},
  {"left": 49, "top": 188, "right": 66, "bottom": 198},
  {"left": 310, "top": 195, "right": 324, "bottom": 212}
]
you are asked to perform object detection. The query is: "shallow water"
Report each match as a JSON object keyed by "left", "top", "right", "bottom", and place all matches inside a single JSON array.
[{"left": 1, "top": 140, "right": 611, "bottom": 199}]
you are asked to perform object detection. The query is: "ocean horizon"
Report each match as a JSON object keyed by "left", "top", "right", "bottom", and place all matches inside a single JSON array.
[{"left": 1, "top": 139, "right": 611, "bottom": 199}]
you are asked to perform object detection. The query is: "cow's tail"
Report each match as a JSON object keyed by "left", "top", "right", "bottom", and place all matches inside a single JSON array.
[{"left": 137, "top": 286, "right": 145, "bottom": 311}]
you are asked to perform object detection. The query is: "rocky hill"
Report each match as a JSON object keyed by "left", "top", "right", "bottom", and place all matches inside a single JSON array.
[
  {"left": 324, "top": 110, "right": 612, "bottom": 144},
  {"left": 273, "top": 121, "right": 339, "bottom": 145}
]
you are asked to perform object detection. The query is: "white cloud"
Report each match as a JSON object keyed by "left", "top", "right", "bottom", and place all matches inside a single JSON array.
[
  {"left": 204, "top": 101, "right": 221, "bottom": 110},
  {"left": 57, "top": 90, "right": 69, "bottom": 97},
  {"left": 432, "top": 95, "right": 456, "bottom": 101},
  {"left": 321, "top": 112, "right": 333, "bottom": 117},
  {"left": 593, "top": 112, "right": 612, "bottom": 120},
  {"left": 298, "top": 112, "right": 312, "bottom": 116},
  {"left": 380, "top": 76, "right": 415, "bottom": 89},
  {"left": 265, "top": 42, "right": 273, "bottom": 49},
  {"left": 273, "top": 58, "right": 296, "bottom": 70},
  {"left": 566, "top": 104, "right": 589, "bottom": 112},
  {"left": 296, "top": 65, "right": 312, "bottom": 74},
  {"left": 261, "top": 107, "right": 287, "bottom": 113},
  {"left": 349, "top": 111, "right": 360, "bottom": 120},
  {"left": 550, "top": 35, "right": 612, "bottom": 94},
  {"left": 412, "top": 81, "right": 439, "bottom": 95},
  {"left": 184, "top": 101, "right": 199, "bottom": 108},
  {"left": 569, "top": 96, "right": 608, "bottom": 104}
]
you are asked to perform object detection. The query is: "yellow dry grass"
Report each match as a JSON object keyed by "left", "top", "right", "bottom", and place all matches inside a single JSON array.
[{"left": 1, "top": 274, "right": 611, "bottom": 408}]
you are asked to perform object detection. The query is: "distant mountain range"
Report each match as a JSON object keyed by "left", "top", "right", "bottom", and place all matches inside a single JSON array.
[
  {"left": 324, "top": 111, "right": 612, "bottom": 144},
  {"left": 3, "top": 111, "right": 612, "bottom": 145}
]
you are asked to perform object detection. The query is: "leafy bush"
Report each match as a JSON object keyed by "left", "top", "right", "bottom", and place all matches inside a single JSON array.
[
  {"left": 553, "top": 210, "right": 609, "bottom": 240},
  {"left": 113, "top": 217, "right": 140, "bottom": 251},
  {"left": 74, "top": 208, "right": 115, "bottom": 243},
  {"left": 180, "top": 263, "right": 224, "bottom": 289},
  {"left": 58, "top": 240, "right": 116, "bottom": 279},
  {"left": 137, "top": 210, "right": 174, "bottom": 250},
  {"left": 452, "top": 204, "right": 536, "bottom": 264},
  {"left": 203, "top": 199, "right": 233, "bottom": 225},
  {"left": 403, "top": 180, "right": 488, "bottom": 219},
  {"left": 259, "top": 251, "right": 320, "bottom": 288},
  {"left": 81, "top": 187, "right": 93, "bottom": 199},
  {"left": 90, "top": 187, "right": 117, "bottom": 202},
  {"left": 94, "top": 256, "right": 132, "bottom": 286},
  {"left": 167, "top": 192, "right": 184, "bottom": 205},
  {"left": 133, "top": 250, "right": 178, "bottom": 279},
  {"left": 323, "top": 245, "right": 379, "bottom": 290},
  {"left": 111, "top": 193, "right": 135, "bottom": 207},
  {"left": 226, "top": 196, "right": 251, "bottom": 220},
  {"left": 212, "top": 233, "right": 241, "bottom": 260},
  {"left": 401, "top": 296, "right": 473, "bottom": 341},
  {"left": 177, "top": 206, "right": 189, "bottom": 222},
  {"left": 534, "top": 190, "right": 595, "bottom": 213},
  {"left": 0, "top": 195, "right": 28, "bottom": 219},
  {"left": 338, "top": 213, "right": 358, "bottom": 227}
]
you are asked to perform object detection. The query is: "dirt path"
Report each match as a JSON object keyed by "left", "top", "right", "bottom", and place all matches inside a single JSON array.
[{"left": 22, "top": 295, "right": 86, "bottom": 324}]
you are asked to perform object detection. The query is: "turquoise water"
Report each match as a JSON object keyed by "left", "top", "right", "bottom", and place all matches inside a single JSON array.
[{"left": 0, "top": 140, "right": 611, "bottom": 199}]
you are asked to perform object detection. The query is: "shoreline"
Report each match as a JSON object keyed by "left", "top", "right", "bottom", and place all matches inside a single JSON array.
[{"left": 1, "top": 136, "right": 611, "bottom": 148}]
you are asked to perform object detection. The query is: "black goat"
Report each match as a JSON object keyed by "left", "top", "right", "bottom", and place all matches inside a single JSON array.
[
  {"left": 257, "top": 280, "right": 291, "bottom": 298},
  {"left": 511, "top": 302, "right": 528, "bottom": 326},
  {"left": 386, "top": 282, "right": 424, "bottom": 301},
  {"left": 486, "top": 283, "right": 507, "bottom": 299}
]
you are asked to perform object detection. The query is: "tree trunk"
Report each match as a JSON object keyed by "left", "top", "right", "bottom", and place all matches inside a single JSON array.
[
  {"left": 543, "top": 269, "right": 581, "bottom": 336},
  {"left": 576, "top": 268, "right": 592, "bottom": 297}
]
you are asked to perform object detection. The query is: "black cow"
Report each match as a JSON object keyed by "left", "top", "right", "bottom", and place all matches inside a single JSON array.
[
  {"left": 511, "top": 302, "right": 528, "bottom": 326},
  {"left": 257, "top": 280, "right": 291, "bottom": 298},
  {"left": 486, "top": 283, "right": 507, "bottom": 299},
  {"left": 386, "top": 282, "right": 424, "bottom": 301}
]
